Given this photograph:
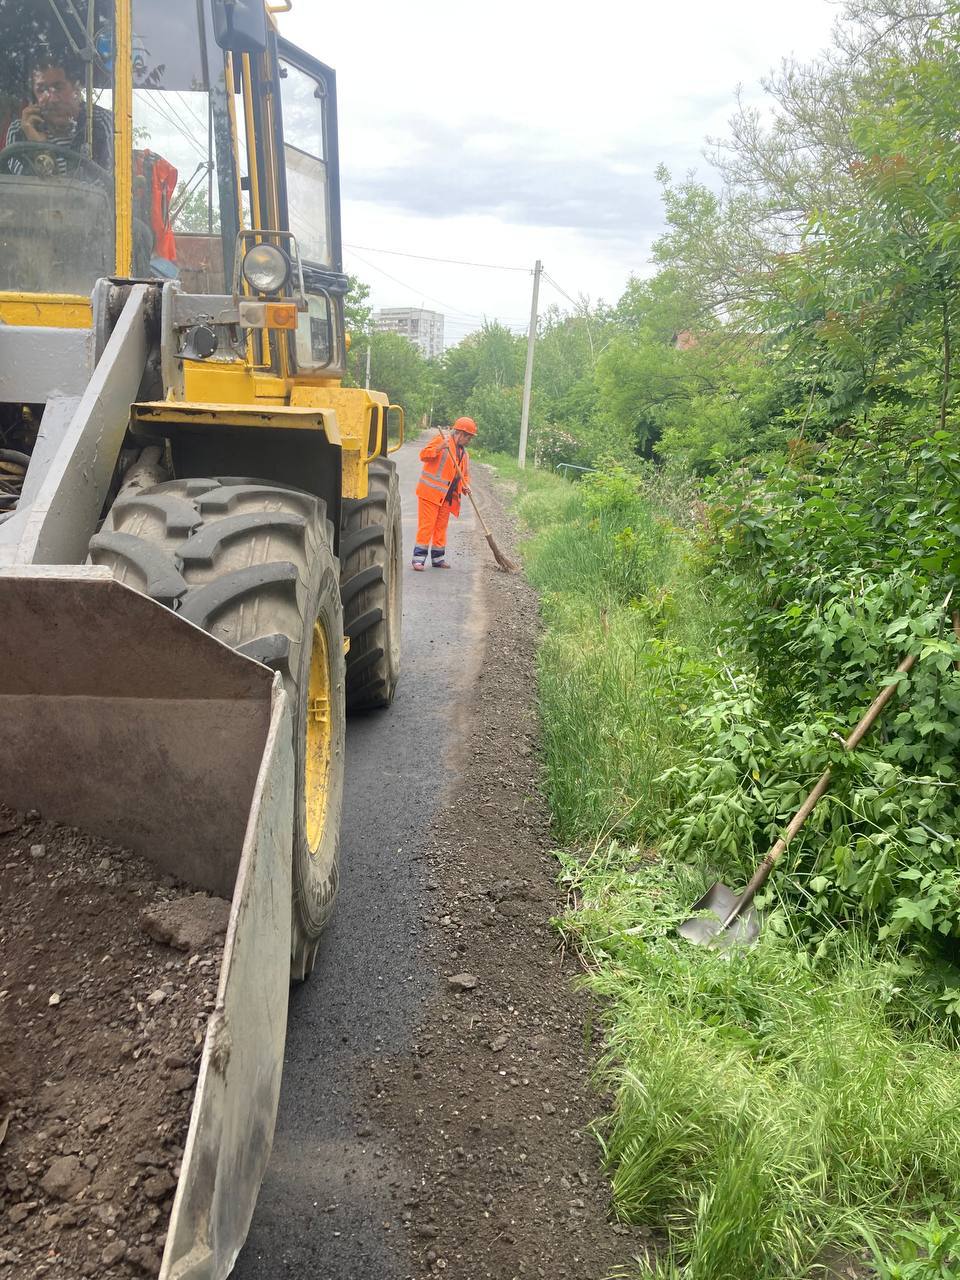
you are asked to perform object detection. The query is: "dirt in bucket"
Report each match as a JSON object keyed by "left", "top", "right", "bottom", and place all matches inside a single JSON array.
[{"left": 0, "top": 805, "right": 230, "bottom": 1278}]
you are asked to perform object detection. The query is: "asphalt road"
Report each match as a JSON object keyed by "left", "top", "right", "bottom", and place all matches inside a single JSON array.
[{"left": 234, "top": 438, "right": 483, "bottom": 1280}]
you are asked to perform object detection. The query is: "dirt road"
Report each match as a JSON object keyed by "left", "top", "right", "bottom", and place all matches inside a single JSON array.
[{"left": 234, "top": 441, "right": 635, "bottom": 1280}]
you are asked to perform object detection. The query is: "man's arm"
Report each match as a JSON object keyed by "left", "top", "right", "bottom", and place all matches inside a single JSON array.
[
  {"left": 419, "top": 433, "right": 447, "bottom": 462},
  {"left": 2, "top": 119, "right": 25, "bottom": 173}
]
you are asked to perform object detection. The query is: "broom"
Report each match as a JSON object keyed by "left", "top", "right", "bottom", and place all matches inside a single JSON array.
[{"left": 441, "top": 432, "right": 520, "bottom": 574}]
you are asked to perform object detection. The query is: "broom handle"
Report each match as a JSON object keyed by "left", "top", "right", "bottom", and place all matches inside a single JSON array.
[
  {"left": 721, "top": 652, "right": 916, "bottom": 928},
  {"left": 440, "top": 432, "right": 493, "bottom": 537}
]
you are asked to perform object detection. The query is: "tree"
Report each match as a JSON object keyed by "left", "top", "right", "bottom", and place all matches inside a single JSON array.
[
  {"left": 753, "top": 24, "right": 960, "bottom": 435},
  {"left": 434, "top": 322, "right": 525, "bottom": 423},
  {"left": 342, "top": 276, "right": 373, "bottom": 388},
  {"left": 599, "top": 5, "right": 960, "bottom": 469},
  {"left": 464, "top": 383, "right": 524, "bottom": 454},
  {"left": 171, "top": 180, "right": 220, "bottom": 234},
  {"left": 365, "top": 330, "right": 436, "bottom": 424},
  {"left": 344, "top": 275, "right": 372, "bottom": 335}
]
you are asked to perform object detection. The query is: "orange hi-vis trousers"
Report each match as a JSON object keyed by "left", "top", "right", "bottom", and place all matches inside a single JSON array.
[{"left": 413, "top": 497, "right": 451, "bottom": 565}]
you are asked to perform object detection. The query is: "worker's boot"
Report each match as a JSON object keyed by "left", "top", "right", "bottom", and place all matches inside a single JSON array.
[
  {"left": 412, "top": 544, "right": 428, "bottom": 571},
  {"left": 431, "top": 549, "right": 451, "bottom": 569}
]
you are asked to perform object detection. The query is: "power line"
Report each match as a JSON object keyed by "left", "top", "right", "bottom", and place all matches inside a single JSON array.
[
  {"left": 172, "top": 90, "right": 208, "bottom": 136},
  {"left": 147, "top": 95, "right": 206, "bottom": 155},
  {"left": 346, "top": 246, "right": 527, "bottom": 325},
  {"left": 541, "top": 270, "right": 583, "bottom": 311},
  {"left": 347, "top": 247, "right": 472, "bottom": 317},
  {"left": 442, "top": 314, "right": 527, "bottom": 329},
  {"left": 143, "top": 95, "right": 208, "bottom": 161},
  {"left": 344, "top": 242, "right": 530, "bottom": 273}
]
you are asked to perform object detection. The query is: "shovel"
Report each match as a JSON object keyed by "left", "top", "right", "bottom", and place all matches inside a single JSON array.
[{"left": 677, "top": 651, "right": 917, "bottom": 948}]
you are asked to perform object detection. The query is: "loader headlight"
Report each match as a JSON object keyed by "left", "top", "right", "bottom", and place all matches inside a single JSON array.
[{"left": 241, "top": 243, "right": 291, "bottom": 295}]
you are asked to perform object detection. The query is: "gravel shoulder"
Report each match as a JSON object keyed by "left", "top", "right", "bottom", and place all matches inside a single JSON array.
[{"left": 361, "top": 466, "right": 637, "bottom": 1279}]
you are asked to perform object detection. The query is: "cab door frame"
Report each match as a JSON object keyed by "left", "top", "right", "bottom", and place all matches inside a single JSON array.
[{"left": 273, "top": 37, "right": 348, "bottom": 381}]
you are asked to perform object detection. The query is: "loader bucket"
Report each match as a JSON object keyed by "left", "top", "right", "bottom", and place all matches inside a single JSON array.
[{"left": 0, "top": 567, "right": 295, "bottom": 1280}]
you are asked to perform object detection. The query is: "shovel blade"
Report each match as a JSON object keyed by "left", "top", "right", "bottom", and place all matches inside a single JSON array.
[{"left": 677, "top": 882, "right": 760, "bottom": 949}]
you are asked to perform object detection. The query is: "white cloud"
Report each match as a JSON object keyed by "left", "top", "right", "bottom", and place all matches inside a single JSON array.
[{"left": 279, "top": 0, "right": 838, "bottom": 339}]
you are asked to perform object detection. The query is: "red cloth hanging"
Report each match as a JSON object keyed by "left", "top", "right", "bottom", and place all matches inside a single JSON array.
[{"left": 134, "top": 149, "right": 178, "bottom": 263}]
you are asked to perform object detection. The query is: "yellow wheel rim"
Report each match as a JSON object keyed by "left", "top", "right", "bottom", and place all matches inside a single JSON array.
[{"left": 305, "top": 620, "right": 333, "bottom": 854}]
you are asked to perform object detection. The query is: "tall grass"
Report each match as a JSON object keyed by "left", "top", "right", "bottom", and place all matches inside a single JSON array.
[
  {"left": 505, "top": 461, "right": 960, "bottom": 1280},
  {"left": 517, "top": 465, "right": 719, "bottom": 845},
  {"left": 564, "top": 845, "right": 960, "bottom": 1278}
]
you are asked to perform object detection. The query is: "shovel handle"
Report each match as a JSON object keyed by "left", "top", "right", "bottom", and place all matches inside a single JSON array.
[{"left": 721, "top": 652, "right": 916, "bottom": 929}]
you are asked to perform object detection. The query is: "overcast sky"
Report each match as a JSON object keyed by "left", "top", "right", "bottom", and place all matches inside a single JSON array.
[{"left": 278, "top": 0, "right": 840, "bottom": 344}]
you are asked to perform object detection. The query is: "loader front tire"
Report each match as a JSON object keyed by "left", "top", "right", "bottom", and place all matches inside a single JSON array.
[
  {"left": 340, "top": 457, "right": 402, "bottom": 712},
  {"left": 88, "top": 477, "right": 346, "bottom": 980}
]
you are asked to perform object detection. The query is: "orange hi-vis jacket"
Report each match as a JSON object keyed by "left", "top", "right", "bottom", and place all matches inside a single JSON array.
[{"left": 416, "top": 433, "right": 470, "bottom": 516}]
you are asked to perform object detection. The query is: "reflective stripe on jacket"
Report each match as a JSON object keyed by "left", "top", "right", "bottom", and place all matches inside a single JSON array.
[{"left": 416, "top": 433, "right": 470, "bottom": 515}]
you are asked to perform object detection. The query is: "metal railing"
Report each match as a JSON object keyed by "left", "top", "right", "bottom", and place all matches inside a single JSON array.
[{"left": 555, "top": 462, "right": 597, "bottom": 478}]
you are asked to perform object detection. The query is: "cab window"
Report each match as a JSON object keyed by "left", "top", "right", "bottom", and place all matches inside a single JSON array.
[
  {"left": 131, "top": 0, "right": 237, "bottom": 291},
  {"left": 279, "top": 60, "right": 331, "bottom": 269},
  {"left": 0, "top": 0, "right": 115, "bottom": 295},
  {"left": 279, "top": 58, "right": 338, "bottom": 371}
]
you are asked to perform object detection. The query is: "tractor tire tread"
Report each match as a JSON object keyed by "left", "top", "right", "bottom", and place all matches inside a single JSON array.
[
  {"left": 237, "top": 632, "right": 293, "bottom": 670},
  {"left": 346, "top": 646, "right": 386, "bottom": 682},
  {"left": 88, "top": 475, "right": 346, "bottom": 980},
  {"left": 345, "top": 607, "right": 383, "bottom": 641},
  {"left": 340, "top": 564, "right": 382, "bottom": 607},
  {"left": 177, "top": 561, "right": 299, "bottom": 629},
  {"left": 339, "top": 525, "right": 383, "bottom": 561},
  {"left": 180, "top": 511, "right": 307, "bottom": 565},
  {"left": 87, "top": 530, "right": 188, "bottom": 606},
  {"left": 198, "top": 483, "right": 317, "bottom": 516},
  {"left": 339, "top": 457, "right": 402, "bottom": 713},
  {"left": 110, "top": 493, "right": 202, "bottom": 537}
]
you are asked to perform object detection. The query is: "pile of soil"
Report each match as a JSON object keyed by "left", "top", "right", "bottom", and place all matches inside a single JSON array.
[{"left": 0, "top": 806, "right": 230, "bottom": 1279}]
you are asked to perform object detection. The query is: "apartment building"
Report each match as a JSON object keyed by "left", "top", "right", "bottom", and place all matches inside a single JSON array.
[{"left": 372, "top": 307, "right": 445, "bottom": 360}]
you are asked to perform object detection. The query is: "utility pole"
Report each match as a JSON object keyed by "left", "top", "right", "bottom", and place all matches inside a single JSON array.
[
  {"left": 518, "top": 259, "right": 542, "bottom": 469},
  {"left": 364, "top": 331, "right": 372, "bottom": 390}
]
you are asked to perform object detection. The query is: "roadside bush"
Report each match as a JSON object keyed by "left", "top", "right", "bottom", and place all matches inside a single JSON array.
[
  {"left": 527, "top": 409, "right": 642, "bottom": 475},
  {"left": 711, "top": 432, "right": 960, "bottom": 706},
  {"left": 531, "top": 421, "right": 581, "bottom": 470},
  {"left": 666, "top": 434, "right": 960, "bottom": 960},
  {"left": 517, "top": 463, "right": 721, "bottom": 844},
  {"left": 503, "top": 442, "right": 960, "bottom": 1277}
]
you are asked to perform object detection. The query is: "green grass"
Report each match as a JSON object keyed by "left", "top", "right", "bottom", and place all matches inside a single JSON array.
[
  {"left": 512, "top": 463, "right": 719, "bottom": 845},
  {"left": 565, "top": 844, "right": 960, "bottom": 1278},
  {"left": 495, "top": 460, "right": 960, "bottom": 1280}
]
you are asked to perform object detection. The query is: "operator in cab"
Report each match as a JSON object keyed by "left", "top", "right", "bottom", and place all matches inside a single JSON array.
[{"left": 3, "top": 53, "right": 113, "bottom": 173}]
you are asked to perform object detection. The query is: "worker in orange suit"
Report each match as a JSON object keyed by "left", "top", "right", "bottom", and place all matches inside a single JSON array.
[{"left": 413, "top": 416, "right": 477, "bottom": 570}]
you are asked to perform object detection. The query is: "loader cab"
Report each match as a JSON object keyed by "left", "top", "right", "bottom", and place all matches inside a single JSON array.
[{"left": 0, "top": 0, "right": 347, "bottom": 381}]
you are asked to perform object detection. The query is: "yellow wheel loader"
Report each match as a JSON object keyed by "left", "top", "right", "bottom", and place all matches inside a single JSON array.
[{"left": 0, "top": 1, "right": 403, "bottom": 1274}]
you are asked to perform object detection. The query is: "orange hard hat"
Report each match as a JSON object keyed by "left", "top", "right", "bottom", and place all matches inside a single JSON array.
[{"left": 452, "top": 416, "right": 478, "bottom": 436}]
